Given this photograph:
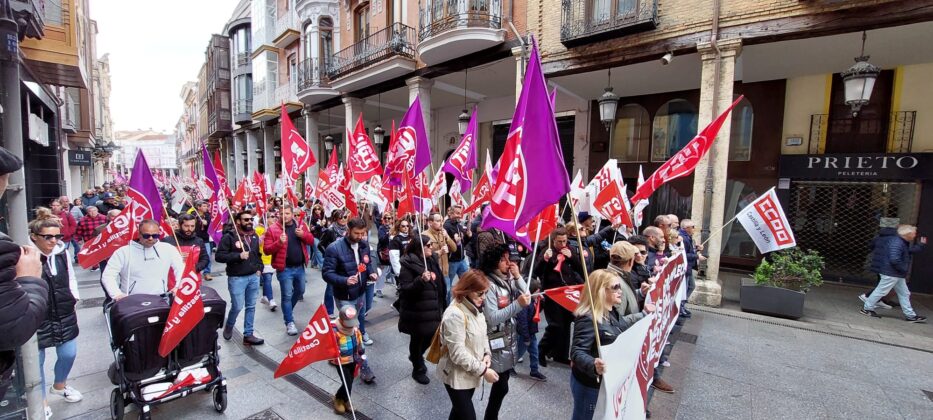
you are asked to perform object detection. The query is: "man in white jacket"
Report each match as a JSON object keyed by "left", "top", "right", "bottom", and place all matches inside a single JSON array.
[{"left": 101, "top": 220, "right": 184, "bottom": 300}]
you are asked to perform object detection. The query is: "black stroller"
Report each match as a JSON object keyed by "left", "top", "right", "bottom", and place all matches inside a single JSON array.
[{"left": 105, "top": 287, "right": 228, "bottom": 420}]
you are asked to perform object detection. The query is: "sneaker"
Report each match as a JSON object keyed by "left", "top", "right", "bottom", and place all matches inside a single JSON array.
[
  {"left": 222, "top": 324, "right": 233, "bottom": 340},
  {"left": 859, "top": 294, "right": 892, "bottom": 310},
  {"left": 45, "top": 406, "right": 52, "bottom": 420},
  {"left": 49, "top": 385, "right": 82, "bottom": 402},
  {"left": 333, "top": 398, "right": 346, "bottom": 415},
  {"left": 860, "top": 309, "right": 882, "bottom": 318},
  {"left": 905, "top": 315, "right": 927, "bottom": 323},
  {"left": 530, "top": 371, "right": 547, "bottom": 382},
  {"left": 882, "top": 298, "right": 900, "bottom": 308},
  {"left": 412, "top": 371, "right": 430, "bottom": 385},
  {"left": 362, "top": 333, "right": 374, "bottom": 346},
  {"left": 679, "top": 310, "right": 692, "bottom": 319},
  {"left": 662, "top": 360, "right": 671, "bottom": 367},
  {"left": 286, "top": 322, "right": 298, "bottom": 336},
  {"left": 89, "top": 266, "right": 99, "bottom": 272},
  {"left": 269, "top": 299, "right": 278, "bottom": 312},
  {"left": 652, "top": 377, "right": 675, "bottom": 394},
  {"left": 517, "top": 356, "right": 524, "bottom": 363},
  {"left": 260, "top": 296, "right": 270, "bottom": 306},
  {"left": 243, "top": 334, "right": 265, "bottom": 345},
  {"left": 329, "top": 313, "right": 338, "bottom": 321}
]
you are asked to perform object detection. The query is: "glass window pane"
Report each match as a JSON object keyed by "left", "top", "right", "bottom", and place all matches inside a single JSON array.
[
  {"left": 728, "top": 96, "right": 754, "bottom": 161},
  {"left": 611, "top": 104, "right": 650, "bottom": 162},
  {"left": 651, "top": 99, "right": 698, "bottom": 161}
]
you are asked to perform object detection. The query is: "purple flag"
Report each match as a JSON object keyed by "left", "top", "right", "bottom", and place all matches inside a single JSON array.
[
  {"left": 202, "top": 146, "right": 230, "bottom": 244},
  {"left": 442, "top": 107, "right": 479, "bottom": 193},
  {"left": 126, "top": 151, "right": 164, "bottom": 222},
  {"left": 397, "top": 95, "right": 432, "bottom": 176},
  {"left": 481, "top": 37, "right": 570, "bottom": 247}
]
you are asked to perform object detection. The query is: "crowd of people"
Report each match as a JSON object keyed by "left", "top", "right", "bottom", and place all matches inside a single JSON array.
[{"left": 7, "top": 166, "right": 925, "bottom": 420}]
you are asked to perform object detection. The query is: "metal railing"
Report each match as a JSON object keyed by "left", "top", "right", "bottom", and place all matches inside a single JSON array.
[
  {"left": 297, "top": 57, "right": 331, "bottom": 90},
  {"left": 808, "top": 111, "right": 917, "bottom": 153},
  {"left": 328, "top": 23, "right": 417, "bottom": 80},
  {"left": 273, "top": 9, "right": 299, "bottom": 41},
  {"left": 418, "top": 0, "right": 502, "bottom": 41},
  {"left": 560, "top": 0, "right": 658, "bottom": 45}
]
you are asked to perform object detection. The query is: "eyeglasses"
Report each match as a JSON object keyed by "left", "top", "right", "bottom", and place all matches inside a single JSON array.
[
  {"left": 140, "top": 233, "right": 160, "bottom": 240},
  {"left": 609, "top": 284, "right": 623, "bottom": 291},
  {"left": 37, "top": 234, "right": 64, "bottom": 241}
]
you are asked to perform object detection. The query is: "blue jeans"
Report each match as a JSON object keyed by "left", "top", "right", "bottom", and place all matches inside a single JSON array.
[
  {"left": 864, "top": 274, "right": 917, "bottom": 317},
  {"left": 202, "top": 242, "right": 213, "bottom": 275},
  {"left": 278, "top": 266, "right": 307, "bottom": 324},
  {"left": 227, "top": 274, "right": 259, "bottom": 336},
  {"left": 39, "top": 338, "right": 78, "bottom": 397},
  {"left": 516, "top": 333, "right": 540, "bottom": 373},
  {"left": 446, "top": 259, "right": 469, "bottom": 304},
  {"left": 311, "top": 238, "right": 324, "bottom": 267},
  {"left": 336, "top": 297, "right": 366, "bottom": 335},
  {"left": 570, "top": 373, "right": 599, "bottom": 420},
  {"left": 260, "top": 272, "right": 274, "bottom": 301},
  {"left": 324, "top": 283, "right": 335, "bottom": 316}
]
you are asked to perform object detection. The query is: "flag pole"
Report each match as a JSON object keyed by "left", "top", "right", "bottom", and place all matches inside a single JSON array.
[
  {"left": 698, "top": 214, "right": 740, "bottom": 249},
  {"left": 526, "top": 219, "right": 544, "bottom": 279},
  {"left": 334, "top": 356, "right": 358, "bottom": 420},
  {"left": 567, "top": 195, "right": 602, "bottom": 357}
]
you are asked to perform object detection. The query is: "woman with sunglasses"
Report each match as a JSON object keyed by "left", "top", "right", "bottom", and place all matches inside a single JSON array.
[
  {"left": 570, "top": 269, "right": 655, "bottom": 420},
  {"left": 375, "top": 212, "right": 395, "bottom": 297},
  {"left": 388, "top": 219, "right": 413, "bottom": 278},
  {"left": 29, "top": 208, "right": 83, "bottom": 412},
  {"left": 397, "top": 235, "right": 446, "bottom": 385}
]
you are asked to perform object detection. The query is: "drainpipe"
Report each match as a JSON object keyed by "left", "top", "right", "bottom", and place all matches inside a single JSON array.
[
  {"left": 507, "top": 19, "right": 527, "bottom": 79},
  {"left": 699, "top": 0, "right": 722, "bottom": 277}
]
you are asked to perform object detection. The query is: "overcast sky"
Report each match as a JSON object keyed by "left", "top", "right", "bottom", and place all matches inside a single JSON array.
[{"left": 93, "top": 0, "right": 240, "bottom": 133}]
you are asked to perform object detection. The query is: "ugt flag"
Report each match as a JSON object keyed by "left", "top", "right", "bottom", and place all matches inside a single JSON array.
[
  {"left": 78, "top": 151, "right": 162, "bottom": 268},
  {"left": 202, "top": 146, "right": 229, "bottom": 244},
  {"left": 543, "top": 284, "right": 584, "bottom": 313},
  {"left": 630, "top": 96, "right": 744, "bottom": 203},
  {"left": 735, "top": 187, "right": 797, "bottom": 253},
  {"left": 274, "top": 304, "right": 340, "bottom": 378},
  {"left": 158, "top": 248, "right": 205, "bottom": 357},
  {"left": 347, "top": 115, "right": 383, "bottom": 182},
  {"left": 281, "top": 104, "right": 317, "bottom": 182}
]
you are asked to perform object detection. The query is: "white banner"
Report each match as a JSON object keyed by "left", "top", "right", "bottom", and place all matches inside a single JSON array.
[{"left": 735, "top": 188, "right": 797, "bottom": 253}]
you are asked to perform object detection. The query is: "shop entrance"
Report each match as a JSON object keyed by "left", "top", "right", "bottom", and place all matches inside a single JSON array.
[{"left": 787, "top": 181, "right": 920, "bottom": 284}]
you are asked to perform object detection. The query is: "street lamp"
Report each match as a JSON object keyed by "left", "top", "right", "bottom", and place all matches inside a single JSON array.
[
  {"left": 841, "top": 31, "right": 880, "bottom": 117},
  {"left": 373, "top": 124, "right": 385, "bottom": 145},
  {"left": 323, "top": 134, "right": 334, "bottom": 151},
  {"left": 598, "top": 68, "right": 619, "bottom": 131},
  {"left": 273, "top": 144, "right": 280, "bottom": 157},
  {"left": 458, "top": 109, "right": 471, "bottom": 136}
]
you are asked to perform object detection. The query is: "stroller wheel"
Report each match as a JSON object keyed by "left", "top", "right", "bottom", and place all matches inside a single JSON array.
[
  {"left": 212, "top": 386, "right": 227, "bottom": 413},
  {"left": 109, "top": 388, "right": 125, "bottom": 420}
]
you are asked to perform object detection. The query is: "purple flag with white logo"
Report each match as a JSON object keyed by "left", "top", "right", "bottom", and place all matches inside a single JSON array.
[
  {"left": 202, "top": 146, "right": 230, "bottom": 244},
  {"left": 401, "top": 95, "right": 432, "bottom": 176},
  {"left": 442, "top": 107, "right": 479, "bottom": 193}
]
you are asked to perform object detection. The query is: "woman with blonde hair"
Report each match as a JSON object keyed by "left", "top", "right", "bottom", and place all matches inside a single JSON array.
[
  {"left": 29, "top": 207, "right": 83, "bottom": 416},
  {"left": 569, "top": 269, "right": 654, "bottom": 420}
]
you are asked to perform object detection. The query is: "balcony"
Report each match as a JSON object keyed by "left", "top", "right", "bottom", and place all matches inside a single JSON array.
[
  {"left": 234, "top": 98, "right": 253, "bottom": 124},
  {"left": 297, "top": 58, "right": 338, "bottom": 106},
  {"left": 560, "top": 0, "right": 658, "bottom": 47},
  {"left": 808, "top": 111, "right": 917, "bottom": 154},
  {"left": 418, "top": 0, "right": 505, "bottom": 66},
  {"left": 272, "top": 9, "right": 300, "bottom": 48},
  {"left": 328, "top": 23, "right": 417, "bottom": 92}
]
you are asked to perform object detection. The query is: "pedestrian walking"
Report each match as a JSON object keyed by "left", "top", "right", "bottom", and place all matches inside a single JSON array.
[
  {"left": 263, "top": 205, "right": 315, "bottom": 335},
  {"left": 215, "top": 211, "right": 265, "bottom": 345},
  {"left": 161, "top": 213, "right": 209, "bottom": 276},
  {"left": 318, "top": 209, "right": 350, "bottom": 317},
  {"left": 323, "top": 217, "right": 379, "bottom": 346},
  {"left": 332, "top": 305, "right": 365, "bottom": 415},
  {"left": 101, "top": 220, "right": 184, "bottom": 299},
  {"left": 397, "top": 235, "right": 446, "bottom": 385},
  {"left": 861, "top": 224, "right": 927, "bottom": 322}
]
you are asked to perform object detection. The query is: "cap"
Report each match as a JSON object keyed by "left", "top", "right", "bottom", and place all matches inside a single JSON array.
[
  {"left": 102, "top": 192, "right": 116, "bottom": 199},
  {"left": 577, "top": 212, "right": 593, "bottom": 224},
  {"left": 338, "top": 305, "right": 359, "bottom": 328},
  {"left": 0, "top": 147, "right": 23, "bottom": 175}
]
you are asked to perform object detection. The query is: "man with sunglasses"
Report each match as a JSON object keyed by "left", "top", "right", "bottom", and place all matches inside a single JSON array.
[
  {"left": 101, "top": 220, "right": 185, "bottom": 300},
  {"left": 215, "top": 211, "right": 265, "bottom": 345}
]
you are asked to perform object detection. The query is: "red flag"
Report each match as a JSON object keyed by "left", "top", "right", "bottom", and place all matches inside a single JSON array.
[
  {"left": 232, "top": 178, "right": 252, "bottom": 208},
  {"left": 593, "top": 180, "right": 634, "bottom": 228},
  {"left": 340, "top": 164, "right": 358, "bottom": 217},
  {"left": 464, "top": 170, "right": 492, "bottom": 214},
  {"left": 543, "top": 284, "right": 585, "bottom": 313},
  {"left": 274, "top": 304, "right": 340, "bottom": 378},
  {"left": 395, "top": 171, "right": 416, "bottom": 218},
  {"left": 525, "top": 203, "right": 559, "bottom": 244},
  {"left": 631, "top": 96, "right": 744, "bottom": 203},
  {"left": 304, "top": 180, "right": 315, "bottom": 201},
  {"left": 252, "top": 172, "right": 268, "bottom": 217},
  {"left": 348, "top": 115, "right": 383, "bottom": 182},
  {"left": 159, "top": 218, "right": 174, "bottom": 240},
  {"left": 212, "top": 150, "right": 233, "bottom": 198},
  {"left": 281, "top": 104, "right": 317, "bottom": 182},
  {"left": 285, "top": 186, "right": 299, "bottom": 208},
  {"left": 158, "top": 249, "right": 205, "bottom": 357}
]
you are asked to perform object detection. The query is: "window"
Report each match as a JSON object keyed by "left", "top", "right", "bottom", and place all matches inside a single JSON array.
[
  {"left": 651, "top": 99, "right": 698, "bottom": 161},
  {"left": 611, "top": 104, "right": 650, "bottom": 162},
  {"left": 355, "top": 3, "right": 371, "bottom": 43},
  {"left": 590, "top": 0, "right": 636, "bottom": 24},
  {"left": 729, "top": 96, "right": 753, "bottom": 161},
  {"left": 304, "top": 22, "right": 315, "bottom": 61},
  {"left": 319, "top": 17, "right": 334, "bottom": 69},
  {"left": 386, "top": 0, "right": 395, "bottom": 26},
  {"left": 42, "top": 0, "right": 63, "bottom": 26}
]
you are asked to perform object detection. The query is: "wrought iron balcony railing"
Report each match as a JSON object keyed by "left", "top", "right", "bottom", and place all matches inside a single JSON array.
[
  {"left": 808, "top": 111, "right": 917, "bottom": 154},
  {"left": 297, "top": 57, "right": 332, "bottom": 90},
  {"left": 327, "top": 23, "right": 417, "bottom": 80},
  {"left": 561, "top": 0, "right": 658, "bottom": 46},
  {"left": 418, "top": 0, "right": 502, "bottom": 42}
]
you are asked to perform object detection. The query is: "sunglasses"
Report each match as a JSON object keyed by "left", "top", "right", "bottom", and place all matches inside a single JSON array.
[
  {"left": 638, "top": 251, "right": 648, "bottom": 255},
  {"left": 140, "top": 233, "right": 160, "bottom": 240},
  {"left": 36, "top": 234, "right": 64, "bottom": 241},
  {"left": 400, "top": 224, "right": 410, "bottom": 228},
  {"left": 240, "top": 218, "right": 254, "bottom": 223},
  {"left": 609, "top": 284, "right": 623, "bottom": 291}
]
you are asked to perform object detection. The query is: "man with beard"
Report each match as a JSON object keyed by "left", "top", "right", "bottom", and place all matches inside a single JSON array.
[
  {"left": 215, "top": 211, "right": 265, "bottom": 345},
  {"left": 263, "top": 205, "right": 315, "bottom": 336},
  {"left": 162, "top": 213, "right": 209, "bottom": 275}
]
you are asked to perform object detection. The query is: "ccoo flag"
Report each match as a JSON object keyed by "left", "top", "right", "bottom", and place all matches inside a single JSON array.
[{"left": 735, "top": 187, "right": 797, "bottom": 253}]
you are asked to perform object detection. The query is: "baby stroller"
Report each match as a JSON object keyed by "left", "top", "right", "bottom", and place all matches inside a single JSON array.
[{"left": 104, "top": 287, "right": 228, "bottom": 420}]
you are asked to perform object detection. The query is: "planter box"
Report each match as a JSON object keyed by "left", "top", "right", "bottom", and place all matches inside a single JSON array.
[{"left": 740, "top": 278, "right": 805, "bottom": 319}]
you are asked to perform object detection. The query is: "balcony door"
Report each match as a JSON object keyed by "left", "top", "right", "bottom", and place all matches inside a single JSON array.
[
  {"left": 355, "top": 3, "right": 371, "bottom": 43},
  {"left": 319, "top": 17, "right": 334, "bottom": 74},
  {"left": 589, "top": 0, "right": 638, "bottom": 27},
  {"left": 825, "top": 70, "right": 893, "bottom": 153}
]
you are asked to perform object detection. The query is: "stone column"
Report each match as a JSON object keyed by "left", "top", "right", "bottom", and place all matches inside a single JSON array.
[
  {"left": 512, "top": 46, "right": 525, "bottom": 105},
  {"left": 233, "top": 133, "right": 245, "bottom": 181},
  {"left": 689, "top": 38, "right": 742, "bottom": 307},
  {"left": 342, "top": 96, "right": 364, "bottom": 136},
  {"left": 263, "top": 121, "right": 276, "bottom": 183},
  {"left": 405, "top": 76, "right": 434, "bottom": 161},
  {"left": 303, "top": 107, "right": 320, "bottom": 185},
  {"left": 246, "top": 128, "right": 258, "bottom": 175}
]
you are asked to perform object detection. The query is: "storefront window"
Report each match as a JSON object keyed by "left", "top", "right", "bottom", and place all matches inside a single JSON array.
[
  {"left": 651, "top": 99, "right": 698, "bottom": 161},
  {"left": 611, "top": 104, "right": 650, "bottom": 162},
  {"left": 729, "top": 96, "right": 754, "bottom": 161}
]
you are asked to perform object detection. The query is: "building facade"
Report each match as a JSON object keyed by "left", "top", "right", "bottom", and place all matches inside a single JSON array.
[{"left": 112, "top": 130, "right": 178, "bottom": 174}]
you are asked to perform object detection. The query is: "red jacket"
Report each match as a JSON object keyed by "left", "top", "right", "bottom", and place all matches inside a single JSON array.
[
  {"left": 263, "top": 220, "right": 315, "bottom": 271},
  {"left": 56, "top": 210, "right": 77, "bottom": 242}
]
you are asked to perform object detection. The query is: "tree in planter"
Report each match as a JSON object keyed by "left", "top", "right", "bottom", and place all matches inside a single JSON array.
[{"left": 753, "top": 248, "right": 825, "bottom": 292}]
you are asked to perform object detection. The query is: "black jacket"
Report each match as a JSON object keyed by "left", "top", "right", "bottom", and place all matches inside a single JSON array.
[
  {"left": 533, "top": 245, "right": 584, "bottom": 290},
  {"left": 323, "top": 237, "right": 377, "bottom": 301},
  {"left": 443, "top": 219, "right": 471, "bottom": 262},
  {"left": 571, "top": 308, "right": 630, "bottom": 389},
  {"left": 397, "top": 253, "right": 447, "bottom": 336},
  {"left": 163, "top": 230, "right": 209, "bottom": 273},
  {"left": 0, "top": 233, "right": 49, "bottom": 397},
  {"left": 215, "top": 227, "right": 262, "bottom": 277},
  {"left": 37, "top": 251, "right": 79, "bottom": 349}
]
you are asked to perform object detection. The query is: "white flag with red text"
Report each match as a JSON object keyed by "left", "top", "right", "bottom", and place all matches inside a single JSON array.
[{"left": 735, "top": 188, "right": 797, "bottom": 253}]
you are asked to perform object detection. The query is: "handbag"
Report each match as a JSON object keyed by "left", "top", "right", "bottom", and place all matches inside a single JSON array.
[{"left": 426, "top": 306, "right": 466, "bottom": 364}]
